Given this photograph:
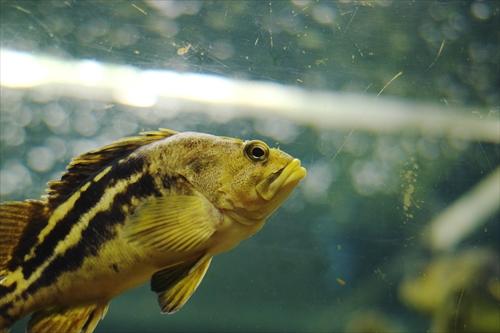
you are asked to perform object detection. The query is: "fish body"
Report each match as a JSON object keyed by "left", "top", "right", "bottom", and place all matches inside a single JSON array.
[{"left": 0, "top": 129, "right": 306, "bottom": 333}]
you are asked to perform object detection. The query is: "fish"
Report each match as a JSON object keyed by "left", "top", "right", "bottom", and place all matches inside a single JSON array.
[{"left": 0, "top": 128, "right": 306, "bottom": 333}]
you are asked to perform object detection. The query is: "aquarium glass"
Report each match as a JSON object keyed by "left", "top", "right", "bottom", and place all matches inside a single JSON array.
[{"left": 1, "top": 1, "right": 499, "bottom": 332}]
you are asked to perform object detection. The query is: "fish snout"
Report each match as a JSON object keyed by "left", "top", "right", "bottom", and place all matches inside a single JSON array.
[{"left": 256, "top": 159, "right": 306, "bottom": 201}]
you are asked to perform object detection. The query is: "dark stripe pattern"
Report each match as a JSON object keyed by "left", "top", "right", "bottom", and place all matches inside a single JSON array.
[
  {"left": 6, "top": 202, "right": 48, "bottom": 271},
  {"left": 20, "top": 156, "right": 145, "bottom": 279},
  {"left": 0, "top": 282, "right": 17, "bottom": 324},
  {"left": 22, "top": 172, "right": 162, "bottom": 297},
  {"left": 0, "top": 282, "right": 16, "bottom": 298},
  {"left": 0, "top": 311, "right": 15, "bottom": 328}
]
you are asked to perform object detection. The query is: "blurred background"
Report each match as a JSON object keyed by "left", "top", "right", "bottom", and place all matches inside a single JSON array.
[{"left": 1, "top": 0, "right": 499, "bottom": 332}]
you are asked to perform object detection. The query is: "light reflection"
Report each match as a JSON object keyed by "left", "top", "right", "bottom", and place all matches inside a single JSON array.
[
  {"left": 303, "top": 161, "right": 335, "bottom": 202},
  {"left": 471, "top": 1, "right": 491, "bottom": 20},
  {"left": 0, "top": 161, "right": 32, "bottom": 197},
  {"left": 0, "top": 50, "right": 48, "bottom": 88},
  {"left": 27, "top": 147, "right": 55, "bottom": 173}
]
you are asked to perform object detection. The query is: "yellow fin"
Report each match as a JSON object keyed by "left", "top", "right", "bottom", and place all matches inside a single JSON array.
[
  {"left": 0, "top": 200, "right": 48, "bottom": 273},
  {"left": 152, "top": 256, "right": 212, "bottom": 314},
  {"left": 46, "top": 128, "right": 177, "bottom": 209},
  {"left": 125, "top": 193, "right": 219, "bottom": 252},
  {"left": 27, "top": 303, "right": 109, "bottom": 333}
]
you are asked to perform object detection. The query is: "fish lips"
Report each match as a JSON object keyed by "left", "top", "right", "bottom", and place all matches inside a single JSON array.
[{"left": 256, "top": 159, "right": 307, "bottom": 201}]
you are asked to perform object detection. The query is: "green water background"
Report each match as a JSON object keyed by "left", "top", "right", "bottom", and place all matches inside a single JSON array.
[{"left": 1, "top": 1, "right": 499, "bottom": 332}]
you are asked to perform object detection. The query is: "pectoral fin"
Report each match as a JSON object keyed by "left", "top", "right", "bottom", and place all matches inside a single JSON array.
[
  {"left": 125, "top": 193, "right": 219, "bottom": 252},
  {"left": 151, "top": 256, "right": 212, "bottom": 314},
  {"left": 27, "top": 303, "right": 109, "bottom": 333}
]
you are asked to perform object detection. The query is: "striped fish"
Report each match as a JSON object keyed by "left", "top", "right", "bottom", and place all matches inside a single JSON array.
[{"left": 0, "top": 129, "right": 306, "bottom": 333}]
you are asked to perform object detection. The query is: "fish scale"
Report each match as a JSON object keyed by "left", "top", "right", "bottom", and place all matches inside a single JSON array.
[
  {"left": 0, "top": 129, "right": 306, "bottom": 333},
  {"left": 1, "top": 165, "right": 157, "bottom": 323}
]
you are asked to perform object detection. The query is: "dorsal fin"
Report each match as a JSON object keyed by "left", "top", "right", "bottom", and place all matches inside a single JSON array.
[{"left": 46, "top": 128, "right": 177, "bottom": 209}]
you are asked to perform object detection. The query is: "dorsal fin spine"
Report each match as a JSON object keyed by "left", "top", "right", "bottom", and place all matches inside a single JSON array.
[{"left": 46, "top": 129, "right": 177, "bottom": 209}]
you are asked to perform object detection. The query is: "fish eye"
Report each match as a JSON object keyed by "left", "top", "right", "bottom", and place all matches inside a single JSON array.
[{"left": 244, "top": 140, "right": 269, "bottom": 162}]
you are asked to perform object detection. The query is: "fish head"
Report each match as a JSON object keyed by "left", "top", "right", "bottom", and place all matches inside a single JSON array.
[
  {"left": 214, "top": 138, "right": 307, "bottom": 225},
  {"left": 162, "top": 132, "right": 306, "bottom": 226}
]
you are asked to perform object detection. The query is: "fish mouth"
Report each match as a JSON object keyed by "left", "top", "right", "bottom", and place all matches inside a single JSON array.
[{"left": 256, "top": 159, "right": 307, "bottom": 201}]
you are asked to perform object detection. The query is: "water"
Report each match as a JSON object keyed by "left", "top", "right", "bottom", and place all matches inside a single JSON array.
[{"left": 1, "top": 1, "right": 499, "bottom": 332}]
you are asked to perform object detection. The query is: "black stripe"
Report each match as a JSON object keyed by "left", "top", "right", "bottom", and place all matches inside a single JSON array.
[
  {"left": 6, "top": 202, "right": 48, "bottom": 271},
  {"left": 0, "top": 282, "right": 17, "bottom": 324},
  {"left": 0, "top": 311, "right": 15, "bottom": 327},
  {"left": 20, "top": 157, "right": 145, "bottom": 279},
  {"left": 22, "top": 173, "right": 161, "bottom": 298},
  {"left": 0, "top": 282, "right": 16, "bottom": 298}
]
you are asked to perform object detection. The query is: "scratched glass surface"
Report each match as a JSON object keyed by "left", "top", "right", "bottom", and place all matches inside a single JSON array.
[{"left": 1, "top": 1, "right": 499, "bottom": 332}]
